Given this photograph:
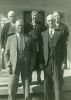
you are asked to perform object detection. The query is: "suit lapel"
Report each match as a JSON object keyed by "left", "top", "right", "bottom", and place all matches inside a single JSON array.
[
  {"left": 10, "top": 34, "right": 17, "bottom": 70},
  {"left": 22, "top": 34, "right": 30, "bottom": 51},
  {"left": 54, "top": 29, "right": 62, "bottom": 47},
  {"left": 11, "top": 34, "right": 17, "bottom": 58},
  {"left": 22, "top": 35, "right": 26, "bottom": 50},
  {"left": 36, "top": 24, "right": 39, "bottom": 31},
  {"left": 13, "top": 34, "right": 17, "bottom": 50},
  {"left": 42, "top": 30, "right": 49, "bottom": 65},
  {"left": 24, "top": 35, "right": 30, "bottom": 45}
]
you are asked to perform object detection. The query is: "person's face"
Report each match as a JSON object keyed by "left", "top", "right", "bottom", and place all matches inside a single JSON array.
[
  {"left": 53, "top": 12, "right": 61, "bottom": 23},
  {"left": 8, "top": 13, "right": 15, "bottom": 23},
  {"left": 32, "top": 14, "right": 38, "bottom": 24},
  {"left": 47, "top": 17, "right": 55, "bottom": 28},
  {"left": 15, "top": 22, "right": 24, "bottom": 34}
]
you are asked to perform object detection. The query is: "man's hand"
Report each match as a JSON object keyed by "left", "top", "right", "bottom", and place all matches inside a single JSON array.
[
  {"left": 62, "top": 63, "right": 66, "bottom": 69},
  {"left": 1, "top": 48, "right": 4, "bottom": 53},
  {"left": 6, "top": 67, "right": 12, "bottom": 74}
]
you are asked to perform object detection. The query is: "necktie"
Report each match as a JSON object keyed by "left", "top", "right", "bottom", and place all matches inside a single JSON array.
[{"left": 19, "top": 34, "right": 25, "bottom": 52}]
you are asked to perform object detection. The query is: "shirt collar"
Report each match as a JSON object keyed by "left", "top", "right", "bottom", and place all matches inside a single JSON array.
[
  {"left": 49, "top": 27, "right": 55, "bottom": 32},
  {"left": 16, "top": 33, "right": 23, "bottom": 38},
  {"left": 16, "top": 33, "right": 19, "bottom": 38}
]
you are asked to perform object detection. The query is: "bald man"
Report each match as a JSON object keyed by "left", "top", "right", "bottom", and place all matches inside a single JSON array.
[
  {"left": 1, "top": 10, "right": 16, "bottom": 69},
  {"left": 1, "top": 10, "right": 16, "bottom": 51},
  {"left": 42, "top": 14, "right": 65, "bottom": 100},
  {"left": 4, "top": 20, "right": 34, "bottom": 100}
]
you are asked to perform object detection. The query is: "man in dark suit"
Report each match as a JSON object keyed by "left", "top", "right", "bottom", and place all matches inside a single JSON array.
[
  {"left": 53, "top": 11, "right": 69, "bottom": 69},
  {"left": 4, "top": 20, "right": 34, "bottom": 100},
  {"left": 42, "top": 14, "right": 69, "bottom": 100},
  {"left": 28, "top": 11, "right": 47, "bottom": 83},
  {"left": 1, "top": 10, "right": 16, "bottom": 69}
]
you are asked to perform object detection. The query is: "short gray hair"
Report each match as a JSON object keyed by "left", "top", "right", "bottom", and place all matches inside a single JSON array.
[{"left": 46, "top": 14, "right": 54, "bottom": 21}]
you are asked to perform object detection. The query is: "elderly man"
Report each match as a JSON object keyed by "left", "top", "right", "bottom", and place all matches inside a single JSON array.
[
  {"left": 53, "top": 11, "right": 69, "bottom": 69},
  {"left": 1, "top": 10, "right": 16, "bottom": 69},
  {"left": 4, "top": 20, "right": 34, "bottom": 100},
  {"left": 1, "top": 10, "right": 16, "bottom": 50},
  {"left": 28, "top": 11, "right": 47, "bottom": 84},
  {"left": 42, "top": 14, "right": 66, "bottom": 100}
]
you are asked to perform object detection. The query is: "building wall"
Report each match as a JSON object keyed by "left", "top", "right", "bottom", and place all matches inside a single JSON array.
[{"left": 0, "top": 0, "right": 71, "bottom": 60}]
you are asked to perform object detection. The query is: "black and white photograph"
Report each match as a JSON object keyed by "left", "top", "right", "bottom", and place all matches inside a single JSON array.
[{"left": 0, "top": 0, "right": 71, "bottom": 100}]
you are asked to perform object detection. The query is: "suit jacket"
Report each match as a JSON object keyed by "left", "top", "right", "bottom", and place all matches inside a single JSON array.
[
  {"left": 55, "top": 23, "right": 69, "bottom": 67},
  {"left": 42, "top": 25, "right": 69, "bottom": 93},
  {"left": 1, "top": 22, "right": 15, "bottom": 49},
  {"left": 42, "top": 24, "right": 69, "bottom": 68},
  {"left": 4, "top": 33, "right": 35, "bottom": 74}
]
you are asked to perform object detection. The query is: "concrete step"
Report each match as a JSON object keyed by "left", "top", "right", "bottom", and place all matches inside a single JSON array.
[{"left": 0, "top": 69, "right": 71, "bottom": 95}]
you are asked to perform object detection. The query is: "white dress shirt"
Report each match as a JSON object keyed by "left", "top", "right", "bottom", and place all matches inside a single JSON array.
[{"left": 49, "top": 27, "right": 55, "bottom": 38}]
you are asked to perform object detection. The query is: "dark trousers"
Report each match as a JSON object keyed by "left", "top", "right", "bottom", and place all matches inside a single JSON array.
[
  {"left": 8, "top": 59, "right": 30, "bottom": 100},
  {"left": 44, "top": 63, "right": 63, "bottom": 100},
  {"left": 44, "top": 72, "right": 54, "bottom": 100}
]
